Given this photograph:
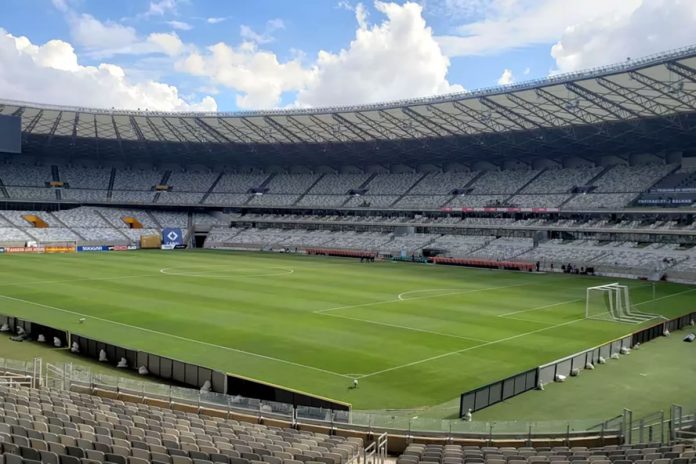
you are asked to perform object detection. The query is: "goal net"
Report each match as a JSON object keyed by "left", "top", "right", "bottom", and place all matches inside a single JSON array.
[{"left": 585, "top": 283, "right": 659, "bottom": 323}]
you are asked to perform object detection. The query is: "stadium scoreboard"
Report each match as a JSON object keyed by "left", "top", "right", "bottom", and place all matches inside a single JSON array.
[{"left": 0, "top": 115, "right": 21, "bottom": 154}]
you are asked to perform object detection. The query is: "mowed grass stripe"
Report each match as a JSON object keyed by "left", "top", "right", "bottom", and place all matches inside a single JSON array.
[{"left": 0, "top": 250, "right": 692, "bottom": 410}]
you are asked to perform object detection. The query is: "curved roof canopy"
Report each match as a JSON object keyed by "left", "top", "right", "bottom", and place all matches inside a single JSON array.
[{"left": 2, "top": 45, "right": 696, "bottom": 167}]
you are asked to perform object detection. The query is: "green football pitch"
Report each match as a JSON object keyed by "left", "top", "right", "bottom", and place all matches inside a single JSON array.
[{"left": 0, "top": 250, "right": 693, "bottom": 412}]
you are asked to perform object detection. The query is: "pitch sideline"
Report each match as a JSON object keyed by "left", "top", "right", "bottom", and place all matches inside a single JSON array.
[{"left": 0, "top": 293, "right": 353, "bottom": 380}]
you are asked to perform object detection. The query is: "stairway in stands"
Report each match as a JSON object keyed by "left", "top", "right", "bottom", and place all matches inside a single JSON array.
[
  {"left": 243, "top": 173, "right": 276, "bottom": 205},
  {"left": 49, "top": 212, "right": 86, "bottom": 241},
  {"left": 199, "top": 172, "right": 224, "bottom": 204},
  {"left": 503, "top": 168, "right": 547, "bottom": 204},
  {"left": 0, "top": 175, "right": 9, "bottom": 198},
  {"left": 440, "top": 171, "right": 486, "bottom": 207},
  {"left": 152, "top": 170, "right": 171, "bottom": 203},
  {"left": 558, "top": 165, "right": 615, "bottom": 208},
  {"left": 92, "top": 209, "right": 131, "bottom": 242},
  {"left": 293, "top": 173, "right": 326, "bottom": 206},
  {"left": 389, "top": 172, "right": 429, "bottom": 207},
  {"left": 106, "top": 168, "right": 116, "bottom": 200},
  {"left": 51, "top": 165, "right": 61, "bottom": 201}
]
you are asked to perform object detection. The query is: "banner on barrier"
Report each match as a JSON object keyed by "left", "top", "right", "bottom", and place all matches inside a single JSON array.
[
  {"left": 45, "top": 246, "right": 76, "bottom": 254},
  {"left": 4, "top": 246, "right": 45, "bottom": 254},
  {"left": 78, "top": 245, "right": 139, "bottom": 252},
  {"left": 162, "top": 228, "right": 184, "bottom": 247},
  {"left": 78, "top": 246, "right": 109, "bottom": 252}
]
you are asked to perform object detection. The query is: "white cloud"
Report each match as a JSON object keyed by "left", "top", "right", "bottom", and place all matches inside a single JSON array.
[
  {"left": 66, "top": 13, "right": 187, "bottom": 58},
  {"left": 497, "top": 68, "right": 513, "bottom": 85},
  {"left": 145, "top": 0, "right": 179, "bottom": 17},
  {"left": 206, "top": 17, "right": 228, "bottom": 24},
  {"left": 148, "top": 32, "right": 185, "bottom": 57},
  {"left": 296, "top": 1, "right": 463, "bottom": 107},
  {"left": 0, "top": 29, "right": 215, "bottom": 111},
  {"left": 51, "top": 0, "right": 70, "bottom": 12},
  {"left": 551, "top": 0, "right": 696, "bottom": 73},
  {"left": 176, "top": 41, "right": 312, "bottom": 109},
  {"left": 166, "top": 20, "right": 192, "bottom": 31},
  {"left": 523, "top": 67, "right": 530, "bottom": 75},
  {"left": 436, "top": 0, "right": 642, "bottom": 56},
  {"left": 239, "top": 19, "right": 286, "bottom": 45},
  {"left": 176, "top": 1, "right": 461, "bottom": 109},
  {"left": 69, "top": 13, "right": 138, "bottom": 51}
]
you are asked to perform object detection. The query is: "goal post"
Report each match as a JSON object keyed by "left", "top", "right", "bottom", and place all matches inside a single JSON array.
[{"left": 585, "top": 283, "right": 659, "bottom": 324}]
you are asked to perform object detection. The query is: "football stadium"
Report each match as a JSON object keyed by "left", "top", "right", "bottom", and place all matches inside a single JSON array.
[{"left": 1, "top": 2, "right": 696, "bottom": 461}]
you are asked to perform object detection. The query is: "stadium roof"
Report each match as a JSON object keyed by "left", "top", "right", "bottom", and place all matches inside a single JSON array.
[{"left": 2, "top": 45, "right": 696, "bottom": 167}]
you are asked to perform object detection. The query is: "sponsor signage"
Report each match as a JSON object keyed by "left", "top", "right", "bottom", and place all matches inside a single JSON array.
[
  {"left": 77, "top": 246, "right": 109, "bottom": 252},
  {"left": 5, "top": 246, "right": 44, "bottom": 254},
  {"left": 161, "top": 243, "right": 176, "bottom": 250},
  {"left": 45, "top": 246, "right": 76, "bottom": 254},
  {"left": 162, "top": 228, "right": 184, "bottom": 246},
  {"left": 78, "top": 245, "right": 139, "bottom": 252}
]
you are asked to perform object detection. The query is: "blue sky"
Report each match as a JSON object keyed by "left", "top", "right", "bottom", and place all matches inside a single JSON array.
[{"left": 0, "top": 0, "right": 695, "bottom": 112}]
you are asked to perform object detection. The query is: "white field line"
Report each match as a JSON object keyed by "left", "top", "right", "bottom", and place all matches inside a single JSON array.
[
  {"left": 314, "top": 282, "right": 533, "bottom": 314},
  {"left": 497, "top": 298, "right": 583, "bottom": 317},
  {"left": 322, "top": 312, "right": 492, "bottom": 343},
  {"left": 633, "top": 287, "right": 696, "bottom": 306},
  {"left": 0, "top": 273, "right": 161, "bottom": 288},
  {"left": 356, "top": 317, "right": 586, "bottom": 380},
  {"left": 0, "top": 293, "right": 353, "bottom": 380}
]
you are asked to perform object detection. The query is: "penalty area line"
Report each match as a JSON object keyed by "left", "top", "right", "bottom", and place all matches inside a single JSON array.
[
  {"left": 497, "top": 298, "right": 583, "bottom": 317},
  {"left": 356, "top": 317, "right": 585, "bottom": 380},
  {"left": 321, "top": 312, "right": 492, "bottom": 343},
  {"left": 0, "top": 293, "right": 353, "bottom": 380}
]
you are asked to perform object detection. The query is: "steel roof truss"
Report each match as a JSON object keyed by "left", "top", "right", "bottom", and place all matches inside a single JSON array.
[
  {"left": 263, "top": 116, "right": 304, "bottom": 143},
  {"left": 451, "top": 101, "right": 510, "bottom": 134},
  {"left": 629, "top": 71, "right": 696, "bottom": 111},
  {"left": 534, "top": 88, "right": 606, "bottom": 128},
  {"left": 217, "top": 118, "right": 254, "bottom": 144},
  {"left": 331, "top": 113, "right": 372, "bottom": 142},
  {"left": 377, "top": 110, "right": 425, "bottom": 139},
  {"left": 285, "top": 116, "right": 325, "bottom": 143},
  {"left": 193, "top": 118, "right": 233, "bottom": 144},
  {"left": 308, "top": 115, "right": 347, "bottom": 143},
  {"left": 240, "top": 117, "right": 282, "bottom": 144},
  {"left": 565, "top": 82, "right": 641, "bottom": 122},
  {"left": 354, "top": 112, "right": 399, "bottom": 140},
  {"left": 596, "top": 77, "right": 671, "bottom": 117}
]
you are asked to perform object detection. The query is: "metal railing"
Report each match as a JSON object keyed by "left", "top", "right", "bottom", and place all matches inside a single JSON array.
[{"left": 0, "top": 355, "right": 687, "bottom": 443}]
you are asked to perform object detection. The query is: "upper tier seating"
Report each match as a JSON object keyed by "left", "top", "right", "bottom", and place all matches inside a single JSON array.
[
  {"left": 594, "top": 165, "right": 676, "bottom": 193},
  {"left": 0, "top": 163, "right": 684, "bottom": 209},
  {"left": 307, "top": 174, "right": 369, "bottom": 194},
  {"left": 167, "top": 171, "right": 218, "bottom": 193},
  {"left": 213, "top": 174, "right": 268, "bottom": 193},
  {"left": 410, "top": 171, "right": 480, "bottom": 194},
  {"left": 470, "top": 170, "right": 540, "bottom": 194},
  {"left": 364, "top": 173, "right": 422, "bottom": 194},
  {"left": 113, "top": 169, "right": 162, "bottom": 191},
  {"left": 60, "top": 166, "right": 111, "bottom": 190},
  {"left": 521, "top": 167, "right": 603, "bottom": 193},
  {"left": 0, "top": 164, "right": 51, "bottom": 186},
  {"left": 265, "top": 174, "right": 319, "bottom": 194}
]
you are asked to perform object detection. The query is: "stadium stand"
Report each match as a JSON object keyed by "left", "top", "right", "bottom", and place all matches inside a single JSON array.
[
  {"left": 396, "top": 442, "right": 695, "bottom": 464},
  {"left": 0, "top": 384, "right": 362, "bottom": 464}
]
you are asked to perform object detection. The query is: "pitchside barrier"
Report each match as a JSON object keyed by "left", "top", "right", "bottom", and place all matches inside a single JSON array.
[
  {"left": 0, "top": 313, "right": 351, "bottom": 411},
  {"left": 460, "top": 310, "right": 696, "bottom": 417}
]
